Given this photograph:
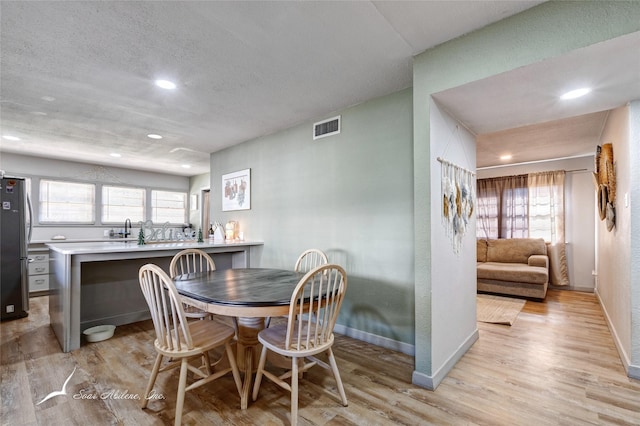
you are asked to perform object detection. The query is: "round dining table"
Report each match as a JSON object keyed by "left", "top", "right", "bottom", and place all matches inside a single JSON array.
[{"left": 173, "top": 268, "right": 306, "bottom": 409}]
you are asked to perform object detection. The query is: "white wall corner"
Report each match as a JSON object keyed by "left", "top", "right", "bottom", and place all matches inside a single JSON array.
[{"left": 412, "top": 328, "right": 479, "bottom": 391}]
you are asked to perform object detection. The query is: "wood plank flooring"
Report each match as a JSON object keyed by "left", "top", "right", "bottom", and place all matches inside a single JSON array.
[{"left": 1, "top": 290, "right": 639, "bottom": 425}]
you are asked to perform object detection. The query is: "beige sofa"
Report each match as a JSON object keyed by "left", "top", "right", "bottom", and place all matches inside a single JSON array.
[{"left": 477, "top": 238, "right": 549, "bottom": 299}]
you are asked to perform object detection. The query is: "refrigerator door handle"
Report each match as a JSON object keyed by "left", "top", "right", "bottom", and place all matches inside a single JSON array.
[{"left": 27, "top": 194, "right": 33, "bottom": 243}]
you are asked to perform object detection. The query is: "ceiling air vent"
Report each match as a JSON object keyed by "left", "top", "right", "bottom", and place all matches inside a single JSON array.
[{"left": 313, "top": 116, "right": 341, "bottom": 140}]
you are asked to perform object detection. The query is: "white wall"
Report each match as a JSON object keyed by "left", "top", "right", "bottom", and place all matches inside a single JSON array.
[
  {"left": 477, "top": 155, "right": 596, "bottom": 291},
  {"left": 630, "top": 101, "right": 640, "bottom": 378},
  {"left": 412, "top": 1, "right": 640, "bottom": 387},
  {"left": 595, "top": 104, "right": 636, "bottom": 377},
  {"left": 428, "top": 100, "right": 478, "bottom": 384},
  {"left": 1, "top": 153, "right": 189, "bottom": 241},
  {"left": 210, "top": 89, "right": 416, "bottom": 351}
]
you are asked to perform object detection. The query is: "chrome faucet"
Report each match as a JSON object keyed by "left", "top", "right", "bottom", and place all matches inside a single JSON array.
[{"left": 124, "top": 218, "right": 132, "bottom": 238}]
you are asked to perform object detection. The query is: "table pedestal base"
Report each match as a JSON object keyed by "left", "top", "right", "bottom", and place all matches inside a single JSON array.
[{"left": 236, "top": 317, "right": 264, "bottom": 409}]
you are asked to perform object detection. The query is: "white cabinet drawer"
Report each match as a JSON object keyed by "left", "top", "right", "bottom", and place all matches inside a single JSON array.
[
  {"left": 31, "top": 253, "right": 49, "bottom": 263},
  {"left": 29, "top": 275, "right": 50, "bottom": 292},
  {"left": 28, "top": 262, "right": 49, "bottom": 275}
]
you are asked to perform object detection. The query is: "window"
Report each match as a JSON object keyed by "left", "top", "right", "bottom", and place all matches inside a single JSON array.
[
  {"left": 151, "top": 190, "right": 187, "bottom": 224},
  {"left": 501, "top": 185, "right": 528, "bottom": 239},
  {"left": 39, "top": 180, "right": 95, "bottom": 223},
  {"left": 476, "top": 174, "right": 528, "bottom": 239},
  {"left": 102, "top": 186, "right": 145, "bottom": 223},
  {"left": 476, "top": 192, "right": 499, "bottom": 239},
  {"left": 476, "top": 171, "right": 565, "bottom": 243}
]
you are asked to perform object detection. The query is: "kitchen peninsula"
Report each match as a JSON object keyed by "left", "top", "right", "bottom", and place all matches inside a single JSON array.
[{"left": 47, "top": 240, "right": 263, "bottom": 352}]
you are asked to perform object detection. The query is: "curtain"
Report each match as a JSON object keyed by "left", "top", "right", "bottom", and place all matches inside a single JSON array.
[
  {"left": 528, "top": 171, "right": 565, "bottom": 244},
  {"left": 476, "top": 174, "right": 528, "bottom": 239}
]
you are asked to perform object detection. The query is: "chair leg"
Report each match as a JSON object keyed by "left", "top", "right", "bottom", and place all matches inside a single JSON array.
[
  {"left": 327, "top": 348, "right": 348, "bottom": 406},
  {"left": 142, "top": 353, "right": 163, "bottom": 409},
  {"left": 174, "top": 358, "right": 189, "bottom": 426},
  {"left": 202, "top": 352, "right": 212, "bottom": 376},
  {"left": 291, "top": 356, "right": 299, "bottom": 426},
  {"left": 251, "top": 345, "right": 269, "bottom": 401},
  {"left": 225, "top": 342, "right": 243, "bottom": 398}
]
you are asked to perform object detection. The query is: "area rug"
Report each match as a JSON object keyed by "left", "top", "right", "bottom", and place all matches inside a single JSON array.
[{"left": 477, "top": 294, "right": 526, "bottom": 326}]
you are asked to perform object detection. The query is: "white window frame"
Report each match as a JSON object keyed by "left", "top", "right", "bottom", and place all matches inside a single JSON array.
[
  {"left": 151, "top": 190, "right": 187, "bottom": 225},
  {"left": 101, "top": 185, "right": 146, "bottom": 224},
  {"left": 39, "top": 179, "right": 96, "bottom": 224}
]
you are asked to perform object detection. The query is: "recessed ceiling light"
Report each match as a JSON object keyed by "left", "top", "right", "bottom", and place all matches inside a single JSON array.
[
  {"left": 3, "top": 135, "right": 21, "bottom": 141},
  {"left": 181, "top": 164, "right": 191, "bottom": 169},
  {"left": 110, "top": 153, "right": 122, "bottom": 158},
  {"left": 147, "top": 134, "right": 163, "bottom": 140},
  {"left": 500, "top": 154, "right": 513, "bottom": 161},
  {"left": 560, "top": 88, "right": 591, "bottom": 100},
  {"left": 155, "top": 79, "right": 176, "bottom": 90}
]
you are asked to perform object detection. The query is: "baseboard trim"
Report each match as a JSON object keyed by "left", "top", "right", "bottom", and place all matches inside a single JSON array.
[
  {"left": 549, "top": 285, "right": 594, "bottom": 293},
  {"left": 334, "top": 323, "right": 415, "bottom": 356},
  {"left": 411, "top": 328, "right": 479, "bottom": 391},
  {"left": 412, "top": 370, "right": 435, "bottom": 390},
  {"left": 629, "top": 364, "right": 640, "bottom": 380},
  {"left": 594, "top": 288, "right": 634, "bottom": 378},
  {"left": 80, "top": 310, "right": 151, "bottom": 331}
]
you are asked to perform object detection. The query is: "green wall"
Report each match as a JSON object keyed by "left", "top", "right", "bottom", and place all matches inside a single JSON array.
[
  {"left": 210, "top": 88, "right": 415, "bottom": 347},
  {"left": 413, "top": 1, "right": 640, "bottom": 385}
]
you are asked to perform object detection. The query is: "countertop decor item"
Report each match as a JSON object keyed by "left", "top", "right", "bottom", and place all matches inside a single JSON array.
[
  {"left": 225, "top": 221, "right": 238, "bottom": 240},
  {"left": 137, "top": 228, "right": 145, "bottom": 245}
]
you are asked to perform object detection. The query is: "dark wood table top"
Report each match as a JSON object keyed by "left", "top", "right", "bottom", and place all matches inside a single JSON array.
[{"left": 173, "top": 268, "right": 306, "bottom": 307}]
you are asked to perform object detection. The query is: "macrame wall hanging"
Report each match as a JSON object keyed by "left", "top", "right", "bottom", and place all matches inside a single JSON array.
[{"left": 438, "top": 157, "right": 475, "bottom": 254}]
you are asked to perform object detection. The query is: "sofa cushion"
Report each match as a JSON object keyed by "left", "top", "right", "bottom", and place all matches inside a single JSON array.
[
  {"left": 477, "top": 262, "right": 548, "bottom": 285},
  {"left": 486, "top": 238, "right": 547, "bottom": 264},
  {"left": 528, "top": 255, "right": 548, "bottom": 268},
  {"left": 477, "top": 239, "right": 488, "bottom": 263}
]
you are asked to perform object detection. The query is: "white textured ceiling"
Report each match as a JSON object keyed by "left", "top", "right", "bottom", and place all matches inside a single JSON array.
[
  {"left": 435, "top": 31, "right": 640, "bottom": 168},
  {"left": 3, "top": 2, "right": 637, "bottom": 175},
  {"left": 0, "top": 1, "right": 543, "bottom": 176}
]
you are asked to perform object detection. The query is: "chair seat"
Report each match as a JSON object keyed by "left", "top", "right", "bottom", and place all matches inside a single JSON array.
[
  {"left": 155, "top": 319, "right": 236, "bottom": 357},
  {"left": 252, "top": 264, "right": 348, "bottom": 426},
  {"left": 258, "top": 323, "right": 335, "bottom": 357}
]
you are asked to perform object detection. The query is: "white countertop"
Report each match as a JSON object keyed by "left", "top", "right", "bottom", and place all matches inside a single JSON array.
[
  {"left": 32, "top": 237, "right": 137, "bottom": 244},
  {"left": 46, "top": 240, "right": 263, "bottom": 255}
]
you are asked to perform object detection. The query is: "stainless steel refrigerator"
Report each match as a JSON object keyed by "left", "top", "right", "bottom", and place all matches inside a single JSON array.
[{"left": 1, "top": 176, "right": 32, "bottom": 320}]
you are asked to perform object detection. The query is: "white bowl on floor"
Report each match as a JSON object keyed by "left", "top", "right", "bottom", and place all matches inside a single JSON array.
[{"left": 83, "top": 325, "right": 116, "bottom": 342}]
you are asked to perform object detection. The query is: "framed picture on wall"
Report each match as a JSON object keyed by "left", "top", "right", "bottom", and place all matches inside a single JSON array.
[{"left": 222, "top": 168, "right": 251, "bottom": 211}]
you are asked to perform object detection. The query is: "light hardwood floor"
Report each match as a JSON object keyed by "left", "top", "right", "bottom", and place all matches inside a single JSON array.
[{"left": 2, "top": 290, "right": 639, "bottom": 425}]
